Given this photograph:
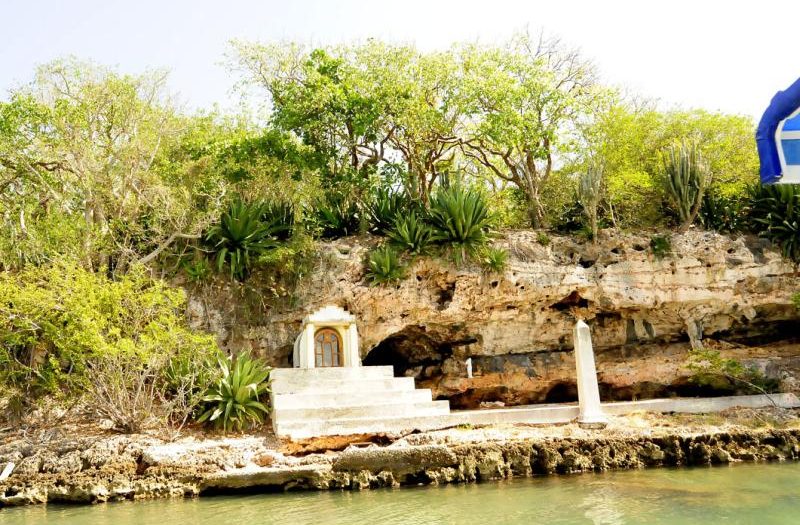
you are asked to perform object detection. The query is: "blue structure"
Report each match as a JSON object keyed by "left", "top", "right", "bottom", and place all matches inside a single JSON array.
[{"left": 756, "top": 77, "right": 800, "bottom": 184}]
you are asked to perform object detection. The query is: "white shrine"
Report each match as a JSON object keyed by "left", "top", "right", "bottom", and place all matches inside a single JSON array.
[{"left": 292, "top": 305, "right": 361, "bottom": 368}]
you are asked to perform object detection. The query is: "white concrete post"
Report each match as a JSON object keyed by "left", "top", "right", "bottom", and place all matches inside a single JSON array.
[
  {"left": 303, "top": 322, "right": 316, "bottom": 368},
  {"left": 465, "top": 358, "right": 473, "bottom": 378},
  {"left": 573, "top": 320, "right": 608, "bottom": 427},
  {"left": 346, "top": 323, "right": 361, "bottom": 367}
]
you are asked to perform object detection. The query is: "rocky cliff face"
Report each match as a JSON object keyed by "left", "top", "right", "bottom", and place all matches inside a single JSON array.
[{"left": 186, "top": 230, "right": 800, "bottom": 408}]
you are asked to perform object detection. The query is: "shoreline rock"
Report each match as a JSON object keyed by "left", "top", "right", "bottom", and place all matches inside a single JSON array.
[{"left": 2, "top": 411, "right": 800, "bottom": 507}]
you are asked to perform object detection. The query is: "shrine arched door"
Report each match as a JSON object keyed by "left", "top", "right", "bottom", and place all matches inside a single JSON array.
[{"left": 314, "top": 328, "right": 343, "bottom": 367}]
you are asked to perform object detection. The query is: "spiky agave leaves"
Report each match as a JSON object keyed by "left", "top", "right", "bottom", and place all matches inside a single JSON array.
[
  {"left": 366, "top": 245, "right": 406, "bottom": 285},
  {"left": 750, "top": 183, "right": 800, "bottom": 261},
  {"left": 197, "top": 353, "right": 271, "bottom": 432},
  {"left": 428, "top": 185, "right": 494, "bottom": 263},
  {"left": 205, "top": 197, "right": 286, "bottom": 280},
  {"left": 386, "top": 213, "right": 433, "bottom": 256}
]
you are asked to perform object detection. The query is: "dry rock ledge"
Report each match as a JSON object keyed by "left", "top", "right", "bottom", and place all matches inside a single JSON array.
[{"left": 2, "top": 410, "right": 800, "bottom": 507}]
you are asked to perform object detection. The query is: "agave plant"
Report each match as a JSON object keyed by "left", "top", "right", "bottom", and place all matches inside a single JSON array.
[
  {"left": 480, "top": 246, "right": 508, "bottom": 273},
  {"left": 662, "top": 143, "right": 710, "bottom": 232},
  {"left": 750, "top": 183, "right": 800, "bottom": 261},
  {"left": 386, "top": 213, "right": 433, "bottom": 255},
  {"left": 699, "top": 191, "right": 746, "bottom": 233},
  {"left": 315, "top": 193, "right": 361, "bottom": 239},
  {"left": 205, "top": 197, "right": 284, "bottom": 280},
  {"left": 197, "top": 353, "right": 271, "bottom": 432},
  {"left": 366, "top": 245, "right": 406, "bottom": 285},
  {"left": 368, "top": 186, "right": 416, "bottom": 233},
  {"left": 428, "top": 185, "right": 493, "bottom": 262}
]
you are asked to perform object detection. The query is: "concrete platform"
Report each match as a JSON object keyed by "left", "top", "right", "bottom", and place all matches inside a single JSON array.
[{"left": 269, "top": 366, "right": 800, "bottom": 440}]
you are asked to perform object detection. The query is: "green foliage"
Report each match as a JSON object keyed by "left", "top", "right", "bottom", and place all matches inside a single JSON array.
[
  {"left": 428, "top": 185, "right": 494, "bottom": 261},
  {"left": 368, "top": 186, "right": 416, "bottom": 233},
  {"left": 793, "top": 293, "right": 800, "bottom": 311},
  {"left": 480, "top": 246, "right": 509, "bottom": 273},
  {"left": 386, "top": 213, "right": 433, "bottom": 255},
  {"left": 205, "top": 197, "right": 285, "bottom": 280},
  {"left": 183, "top": 257, "right": 213, "bottom": 283},
  {"left": 314, "top": 193, "right": 361, "bottom": 239},
  {"left": 749, "top": 184, "right": 800, "bottom": 261},
  {"left": 0, "top": 264, "right": 221, "bottom": 397},
  {"left": 699, "top": 192, "right": 746, "bottom": 233},
  {"left": 366, "top": 245, "right": 406, "bottom": 285},
  {"left": 662, "top": 143, "right": 710, "bottom": 232},
  {"left": 650, "top": 234, "right": 672, "bottom": 259},
  {"left": 536, "top": 232, "right": 551, "bottom": 246},
  {"left": 197, "top": 353, "right": 271, "bottom": 432},
  {"left": 687, "top": 348, "right": 779, "bottom": 395}
]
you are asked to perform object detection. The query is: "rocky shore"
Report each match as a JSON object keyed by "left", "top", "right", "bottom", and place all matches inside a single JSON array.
[{"left": 2, "top": 409, "right": 799, "bottom": 508}]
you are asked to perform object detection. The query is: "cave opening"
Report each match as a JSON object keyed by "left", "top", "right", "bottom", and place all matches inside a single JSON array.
[{"left": 363, "top": 325, "right": 472, "bottom": 378}]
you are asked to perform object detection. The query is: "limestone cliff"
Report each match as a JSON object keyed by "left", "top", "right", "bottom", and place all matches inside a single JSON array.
[{"left": 185, "top": 230, "right": 800, "bottom": 408}]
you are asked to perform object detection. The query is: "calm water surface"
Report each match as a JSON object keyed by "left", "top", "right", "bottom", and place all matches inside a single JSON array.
[{"left": 3, "top": 462, "right": 800, "bottom": 524}]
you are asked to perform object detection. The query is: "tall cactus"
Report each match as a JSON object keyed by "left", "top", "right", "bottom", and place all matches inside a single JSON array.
[
  {"left": 663, "top": 143, "right": 709, "bottom": 232},
  {"left": 577, "top": 163, "right": 604, "bottom": 243}
]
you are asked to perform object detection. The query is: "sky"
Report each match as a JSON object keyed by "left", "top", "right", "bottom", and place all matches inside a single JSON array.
[{"left": 1, "top": 0, "right": 799, "bottom": 120}]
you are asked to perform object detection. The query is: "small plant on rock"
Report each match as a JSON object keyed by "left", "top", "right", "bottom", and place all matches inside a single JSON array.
[
  {"left": 387, "top": 213, "right": 433, "bottom": 256},
  {"left": 536, "top": 232, "right": 551, "bottom": 246},
  {"left": 480, "top": 246, "right": 509, "bottom": 273},
  {"left": 650, "top": 234, "right": 672, "bottom": 259},
  {"left": 793, "top": 293, "right": 800, "bottom": 311},
  {"left": 428, "top": 185, "right": 493, "bottom": 263},
  {"left": 366, "top": 245, "right": 406, "bottom": 285},
  {"left": 197, "top": 353, "right": 271, "bottom": 432},
  {"left": 749, "top": 183, "right": 800, "bottom": 261}
]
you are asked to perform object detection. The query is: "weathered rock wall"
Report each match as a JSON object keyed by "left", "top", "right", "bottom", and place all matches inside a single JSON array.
[{"left": 185, "top": 230, "right": 800, "bottom": 407}]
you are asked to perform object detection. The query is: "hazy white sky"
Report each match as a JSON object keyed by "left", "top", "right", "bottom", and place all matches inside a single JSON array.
[{"left": 2, "top": 0, "right": 799, "bottom": 119}]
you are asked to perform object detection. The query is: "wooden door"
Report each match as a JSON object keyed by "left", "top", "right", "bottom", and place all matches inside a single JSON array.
[{"left": 314, "top": 328, "right": 343, "bottom": 367}]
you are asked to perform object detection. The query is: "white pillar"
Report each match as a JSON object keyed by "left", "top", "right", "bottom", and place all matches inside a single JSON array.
[
  {"left": 573, "top": 320, "right": 608, "bottom": 427},
  {"left": 346, "top": 323, "right": 360, "bottom": 367},
  {"left": 303, "top": 322, "right": 316, "bottom": 368}
]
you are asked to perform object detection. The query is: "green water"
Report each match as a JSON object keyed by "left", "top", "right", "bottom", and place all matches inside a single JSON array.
[{"left": 3, "top": 462, "right": 800, "bottom": 524}]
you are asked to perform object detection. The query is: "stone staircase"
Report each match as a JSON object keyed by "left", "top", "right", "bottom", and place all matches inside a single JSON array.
[{"left": 270, "top": 366, "right": 450, "bottom": 439}]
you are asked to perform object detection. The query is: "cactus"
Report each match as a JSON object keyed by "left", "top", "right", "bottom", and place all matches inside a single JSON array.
[
  {"left": 663, "top": 143, "right": 710, "bottom": 232},
  {"left": 577, "top": 163, "right": 604, "bottom": 243}
]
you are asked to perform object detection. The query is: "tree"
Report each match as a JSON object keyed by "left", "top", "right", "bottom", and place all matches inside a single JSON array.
[
  {"left": 461, "top": 33, "right": 603, "bottom": 227},
  {"left": 577, "top": 163, "right": 604, "bottom": 242},
  {"left": 0, "top": 58, "right": 190, "bottom": 272}
]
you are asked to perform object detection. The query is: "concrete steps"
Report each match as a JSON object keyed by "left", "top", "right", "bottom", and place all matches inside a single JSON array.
[{"left": 269, "top": 366, "right": 451, "bottom": 439}]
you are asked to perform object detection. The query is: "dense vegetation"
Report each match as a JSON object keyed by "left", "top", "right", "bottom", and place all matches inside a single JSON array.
[{"left": 0, "top": 34, "right": 797, "bottom": 432}]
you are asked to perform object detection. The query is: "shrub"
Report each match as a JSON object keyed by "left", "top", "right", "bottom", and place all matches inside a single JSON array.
[
  {"left": 480, "top": 246, "right": 508, "bottom": 273},
  {"left": 366, "top": 245, "right": 406, "bottom": 285},
  {"left": 197, "top": 353, "right": 271, "bottom": 432},
  {"left": 687, "top": 348, "right": 779, "bottom": 397},
  {"left": 793, "top": 293, "right": 800, "bottom": 311},
  {"left": 183, "top": 257, "right": 213, "bottom": 283},
  {"left": 749, "top": 184, "right": 800, "bottom": 261},
  {"left": 650, "top": 234, "right": 672, "bottom": 259},
  {"left": 699, "top": 192, "right": 746, "bottom": 233},
  {"left": 0, "top": 264, "right": 221, "bottom": 400},
  {"left": 386, "top": 213, "right": 433, "bottom": 255},
  {"left": 662, "top": 143, "right": 710, "bottom": 232},
  {"left": 315, "top": 193, "right": 361, "bottom": 239},
  {"left": 536, "top": 232, "right": 551, "bottom": 246},
  {"left": 368, "top": 186, "right": 415, "bottom": 233},
  {"left": 261, "top": 201, "right": 295, "bottom": 241},
  {"left": 205, "top": 197, "right": 285, "bottom": 280},
  {"left": 428, "top": 185, "right": 493, "bottom": 262}
]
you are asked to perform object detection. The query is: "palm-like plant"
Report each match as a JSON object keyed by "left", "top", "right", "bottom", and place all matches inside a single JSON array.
[
  {"left": 205, "top": 198, "right": 284, "bottom": 280},
  {"left": 750, "top": 184, "right": 800, "bottom": 261},
  {"left": 366, "top": 245, "right": 406, "bottom": 285},
  {"left": 368, "top": 186, "right": 415, "bottom": 233},
  {"left": 428, "top": 185, "right": 493, "bottom": 262},
  {"left": 387, "top": 213, "right": 433, "bottom": 255},
  {"left": 197, "top": 353, "right": 271, "bottom": 432}
]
